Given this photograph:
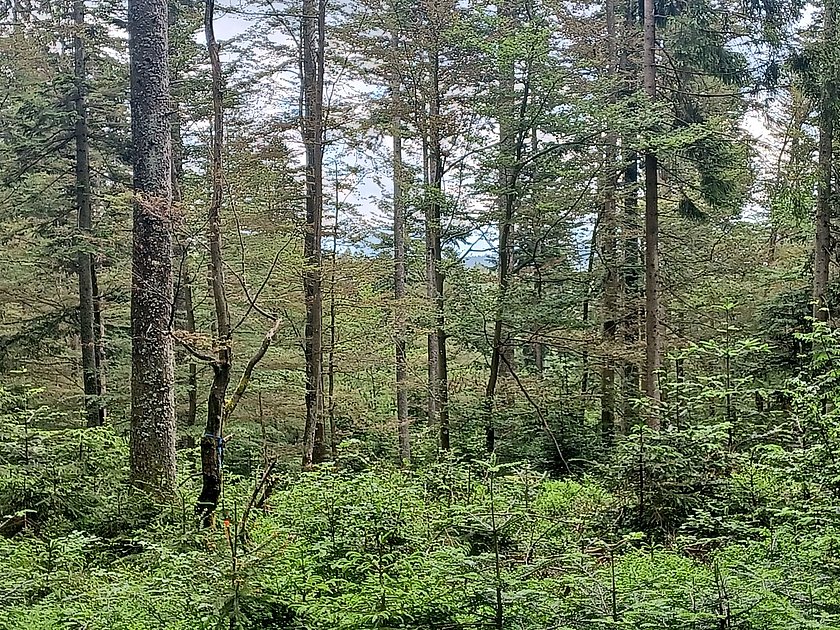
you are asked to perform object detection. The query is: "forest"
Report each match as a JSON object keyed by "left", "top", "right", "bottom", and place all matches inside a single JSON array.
[{"left": 2, "top": 0, "right": 840, "bottom": 627}]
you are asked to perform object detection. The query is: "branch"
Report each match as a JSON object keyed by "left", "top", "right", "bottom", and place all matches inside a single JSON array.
[
  {"left": 224, "top": 318, "right": 282, "bottom": 420},
  {"left": 499, "top": 351, "right": 570, "bottom": 474},
  {"left": 170, "top": 330, "right": 216, "bottom": 364},
  {"left": 232, "top": 244, "right": 288, "bottom": 331},
  {"left": 238, "top": 459, "right": 277, "bottom": 547}
]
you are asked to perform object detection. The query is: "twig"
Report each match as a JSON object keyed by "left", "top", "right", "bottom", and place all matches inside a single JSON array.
[{"left": 238, "top": 459, "right": 278, "bottom": 546}]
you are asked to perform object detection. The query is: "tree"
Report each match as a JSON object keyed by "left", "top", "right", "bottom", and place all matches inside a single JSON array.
[
  {"left": 642, "top": 0, "right": 661, "bottom": 423},
  {"left": 390, "top": 29, "right": 411, "bottom": 466},
  {"left": 484, "top": 0, "right": 518, "bottom": 454},
  {"left": 600, "top": 0, "right": 619, "bottom": 442},
  {"left": 813, "top": 0, "right": 836, "bottom": 324},
  {"left": 73, "top": 0, "right": 106, "bottom": 428},
  {"left": 301, "top": 0, "right": 327, "bottom": 469},
  {"left": 169, "top": 0, "right": 202, "bottom": 430},
  {"left": 195, "top": 0, "right": 231, "bottom": 522},
  {"left": 128, "top": 0, "right": 177, "bottom": 492},
  {"left": 418, "top": 0, "right": 455, "bottom": 453}
]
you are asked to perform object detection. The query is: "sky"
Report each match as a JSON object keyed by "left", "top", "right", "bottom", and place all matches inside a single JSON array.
[{"left": 204, "top": 1, "right": 802, "bottom": 266}]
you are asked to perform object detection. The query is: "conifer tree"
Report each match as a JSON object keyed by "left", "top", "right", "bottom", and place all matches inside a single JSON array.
[{"left": 127, "top": 0, "right": 177, "bottom": 492}]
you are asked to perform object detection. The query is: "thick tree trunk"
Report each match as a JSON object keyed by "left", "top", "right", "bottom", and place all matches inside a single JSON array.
[
  {"left": 814, "top": 0, "right": 836, "bottom": 324},
  {"left": 196, "top": 0, "right": 232, "bottom": 524},
  {"left": 642, "top": 0, "right": 661, "bottom": 425},
  {"left": 73, "top": 0, "right": 104, "bottom": 428},
  {"left": 391, "top": 31, "right": 411, "bottom": 466},
  {"left": 301, "top": 0, "right": 327, "bottom": 469},
  {"left": 128, "top": 0, "right": 177, "bottom": 493}
]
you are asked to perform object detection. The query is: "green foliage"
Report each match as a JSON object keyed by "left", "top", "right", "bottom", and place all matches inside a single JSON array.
[
  {"left": 4, "top": 396, "right": 840, "bottom": 630},
  {"left": 2, "top": 0, "right": 838, "bottom": 628}
]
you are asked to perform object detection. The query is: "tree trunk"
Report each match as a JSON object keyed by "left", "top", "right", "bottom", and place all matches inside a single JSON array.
[
  {"left": 580, "top": 222, "right": 598, "bottom": 396},
  {"left": 183, "top": 268, "right": 198, "bottom": 427},
  {"left": 485, "top": 1, "right": 517, "bottom": 454},
  {"left": 391, "top": 30, "right": 411, "bottom": 466},
  {"left": 621, "top": 147, "right": 641, "bottom": 433},
  {"left": 328, "top": 176, "right": 339, "bottom": 461},
  {"left": 301, "top": 0, "right": 327, "bottom": 469},
  {"left": 73, "top": 0, "right": 104, "bottom": 428},
  {"left": 91, "top": 259, "right": 107, "bottom": 425},
  {"left": 170, "top": 70, "right": 198, "bottom": 430},
  {"left": 620, "top": 0, "right": 641, "bottom": 433},
  {"left": 128, "top": 0, "right": 177, "bottom": 493},
  {"left": 643, "top": 0, "right": 661, "bottom": 425},
  {"left": 196, "top": 0, "right": 232, "bottom": 524},
  {"left": 530, "top": 126, "right": 545, "bottom": 377},
  {"left": 423, "top": 138, "right": 440, "bottom": 430},
  {"left": 428, "top": 50, "right": 450, "bottom": 452},
  {"left": 600, "top": 0, "right": 618, "bottom": 443},
  {"left": 814, "top": 0, "right": 836, "bottom": 324}
]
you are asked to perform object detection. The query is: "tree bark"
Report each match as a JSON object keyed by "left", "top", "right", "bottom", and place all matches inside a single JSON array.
[
  {"left": 529, "top": 125, "right": 545, "bottom": 376},
  {"left": 419, "top": 138, "right": 439, "bottom": 434},
  {"left": 814, "top": 0, "right": 836, "bottom": 324},
  {"left": 643, "top": 0, "right": 661, "bottom": 425},
  {"left": 73, "top": 0, "right": 104, "bottom": 428},
  {"left": 196, "top": 0, "right": 232, "bottom": 524},
  {"left": 580, "top": 222, "right": 598, "bottom": 396},
  {"left": 301, "top": 0, "right": 327, "bottom": 469},
  {"left": 128, "top": 0, "right": 177, "bottom": 493},
  {"left": 621, "top": 149, "right": 641, "bottom": 434},
  {"left": 328, "top": 176, "right": 339, "bottom": 461},
  {"left": 91, "top": 258, "right": 107, "bottom": 425},
  {"left": 391, "top": 30, "right": 411, "bottom": 466}
]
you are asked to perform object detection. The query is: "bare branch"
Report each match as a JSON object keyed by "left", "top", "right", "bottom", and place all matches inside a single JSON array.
[
  {"left": 170, "top": 330, "right": 216, "bottom": 364},
  {"left": 224, "top": 318, "right": 283, "bottom": 420}
]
